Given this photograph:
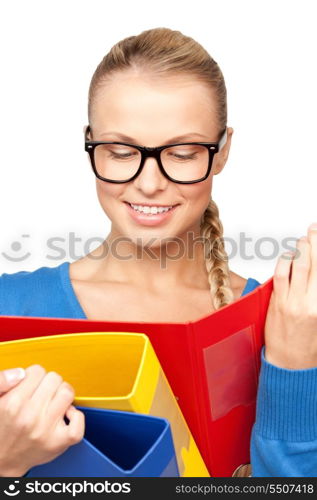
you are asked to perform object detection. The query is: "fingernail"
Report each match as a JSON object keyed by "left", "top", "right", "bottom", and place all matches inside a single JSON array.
[
  {"left": 4, "top": 368, "right": 25, "bottom": 385},
  {"left": 308, "top": 223, "right": 317, "bottom": 231},
  {"left": 281, "top": 251, "right": 295, "bottom": 258}
]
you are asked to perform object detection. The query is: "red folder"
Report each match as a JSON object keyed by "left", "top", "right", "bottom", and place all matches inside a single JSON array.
[{"left": 0, "top": 276, "right": 273, "bottom": 477}]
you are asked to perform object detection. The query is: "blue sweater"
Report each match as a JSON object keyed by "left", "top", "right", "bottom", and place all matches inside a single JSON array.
[{"left": 0, "top": 262, "right": 316, "bottom": 477}]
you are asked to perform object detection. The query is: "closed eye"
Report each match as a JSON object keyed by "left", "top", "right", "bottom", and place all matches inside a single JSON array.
[
  {"left": 108, "top": 151, "right": 139, "bottom": 159},
  {"left": 168, "top": 152, "right": 198, "bottom": 160}
]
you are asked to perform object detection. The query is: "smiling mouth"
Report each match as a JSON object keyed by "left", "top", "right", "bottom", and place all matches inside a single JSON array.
[{"left": 124, "top": 201, "right": 179, "bottom": 215}]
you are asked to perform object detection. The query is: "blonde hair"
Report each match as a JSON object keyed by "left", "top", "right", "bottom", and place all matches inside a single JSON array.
[{"left": 88, "top": 27, "right": 235, "bottom": 310}]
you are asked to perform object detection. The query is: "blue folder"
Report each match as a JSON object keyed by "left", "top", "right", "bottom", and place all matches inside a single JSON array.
[{"left": 27, "top": 407, "right": 179, "bottom": 477}]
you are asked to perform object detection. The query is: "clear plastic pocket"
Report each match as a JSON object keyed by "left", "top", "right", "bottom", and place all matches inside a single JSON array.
[{"left": 203, "top": 325, "right": 258, "bottom": 421}]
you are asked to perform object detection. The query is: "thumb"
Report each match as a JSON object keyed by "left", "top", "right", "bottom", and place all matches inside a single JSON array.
[{"left": 0, "top": 368, "right": 26, "bottom": 395}]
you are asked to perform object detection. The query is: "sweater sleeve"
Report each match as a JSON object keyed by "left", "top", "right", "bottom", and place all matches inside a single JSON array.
[{"left": 250, "top": 346, "right": 317, "bottom": 476}]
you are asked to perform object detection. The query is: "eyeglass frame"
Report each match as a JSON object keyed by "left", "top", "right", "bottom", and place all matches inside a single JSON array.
[{"left": 84, "top": 125, "right": 228, "bottom": 184}]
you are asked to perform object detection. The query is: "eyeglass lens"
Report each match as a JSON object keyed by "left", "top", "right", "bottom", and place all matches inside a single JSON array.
[{"left": 93, "top": 143, "right": 210, "bottom": 182}]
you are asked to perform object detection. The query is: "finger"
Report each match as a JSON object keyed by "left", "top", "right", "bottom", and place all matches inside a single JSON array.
[
  {"left": 30, "top": 371, "right": 63, "bottom": 415},
  {"left": 288, "top": 236, "right": 311, "bottom": 298},
  {"left": 0, "top": 368, "right": 25, "bottom": 396},
  {"left": 62, "top": 405, "right": 85, "bottom": 444},
  {"left": 0, "top": 365, "right": 46, "bottom": 402},
  {"left": 273, "top": 251, "right": 294, "bottom": 303},
  {"left": 307, "top": 223, "right": 317, "bottom": 299},
  {"left": 46, "top": 382, "right": 75, "bottom": 424}
]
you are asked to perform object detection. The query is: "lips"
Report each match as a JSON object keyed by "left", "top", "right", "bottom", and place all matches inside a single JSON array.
[
  {"left": 125, "top": 201, "right": 178, "bottom": 208},
  {"left": 124, "top": 201, "right": 179, "bottom": 226}
]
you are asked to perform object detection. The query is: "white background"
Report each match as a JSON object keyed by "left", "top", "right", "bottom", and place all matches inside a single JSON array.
[{"left": 0, "top": 0, "right": 316, "bottom": 282}]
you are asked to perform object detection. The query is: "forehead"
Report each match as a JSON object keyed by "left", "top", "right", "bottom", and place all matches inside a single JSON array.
[{"left": 90, "top": 72, "right": 219, "bottom": 140}]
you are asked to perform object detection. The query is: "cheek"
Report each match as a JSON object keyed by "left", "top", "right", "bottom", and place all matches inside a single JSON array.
[
  {"left": 95, "top": 180, "right": 124, "bottom": 215},
  {"left": 183, "top": 178, "right": 213, "bottom": 213}
]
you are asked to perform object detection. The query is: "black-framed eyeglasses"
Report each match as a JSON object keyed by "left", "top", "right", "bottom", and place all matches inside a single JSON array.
[{"left": 84, "top": 125, "right": 227, "bottom": 184}]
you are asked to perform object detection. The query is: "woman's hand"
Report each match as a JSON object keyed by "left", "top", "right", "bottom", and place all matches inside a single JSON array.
[
  {"left": 0, "top": 365, "right": 85, "bottom": 477},
  {"left": 0, "top": 367, "right": 26, "bottom": 395},
  {"left": 264, "top": 223, "right": 317, "bottom": 370}
]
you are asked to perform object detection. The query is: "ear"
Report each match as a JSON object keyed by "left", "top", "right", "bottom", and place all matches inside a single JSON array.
[
  {"left": 83, "top": 124, "right": 92, "bottom": 140},
  {"left": 213, "top": 127, "right": 234, "bottom": 175}
]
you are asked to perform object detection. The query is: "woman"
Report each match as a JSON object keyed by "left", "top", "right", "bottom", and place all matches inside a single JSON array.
[{"left": 0, "top": 27, "right": 316, "bottom": 477}]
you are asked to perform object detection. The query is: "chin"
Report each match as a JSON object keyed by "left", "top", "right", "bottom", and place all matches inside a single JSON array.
[
  {"left": 128, "top": 229, "right": 175, "bottom": 248},
  {"left": 115, "top": 224, "right": 179, "bottom": 247}
]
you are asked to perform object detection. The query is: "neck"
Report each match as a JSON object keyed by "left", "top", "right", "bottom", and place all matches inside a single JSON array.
[{"left": 89, "top": 227, "right": 211, "bottom": 293}]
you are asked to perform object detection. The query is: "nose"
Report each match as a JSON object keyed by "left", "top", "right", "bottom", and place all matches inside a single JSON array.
[{"left": 133, "top": 156, "right": 169, "bottom": 194}]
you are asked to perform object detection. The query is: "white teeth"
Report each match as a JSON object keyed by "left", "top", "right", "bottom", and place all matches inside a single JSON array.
[{"left": 129, "top": 203, "right": 173, "bottom": 214}]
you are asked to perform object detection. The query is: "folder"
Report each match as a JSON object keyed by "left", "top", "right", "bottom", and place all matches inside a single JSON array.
[
  {"left": 27, "top": 407, "right": 179, "bottom": 477},
  {"left": 0, "top": 277, "right": 273, "bottom": 476},
  {"left": 0, "top": 332, "right": 209, "bottom": 477}
]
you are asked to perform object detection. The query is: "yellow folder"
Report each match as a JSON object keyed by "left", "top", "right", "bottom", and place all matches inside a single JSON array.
[{"left": 0, "top": 332, "right": 209, "bottom": 477}]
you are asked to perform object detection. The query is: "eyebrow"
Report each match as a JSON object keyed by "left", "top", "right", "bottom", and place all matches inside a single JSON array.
[{"left": 99, "top": 131, "right": 211, "bottom": 144}]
